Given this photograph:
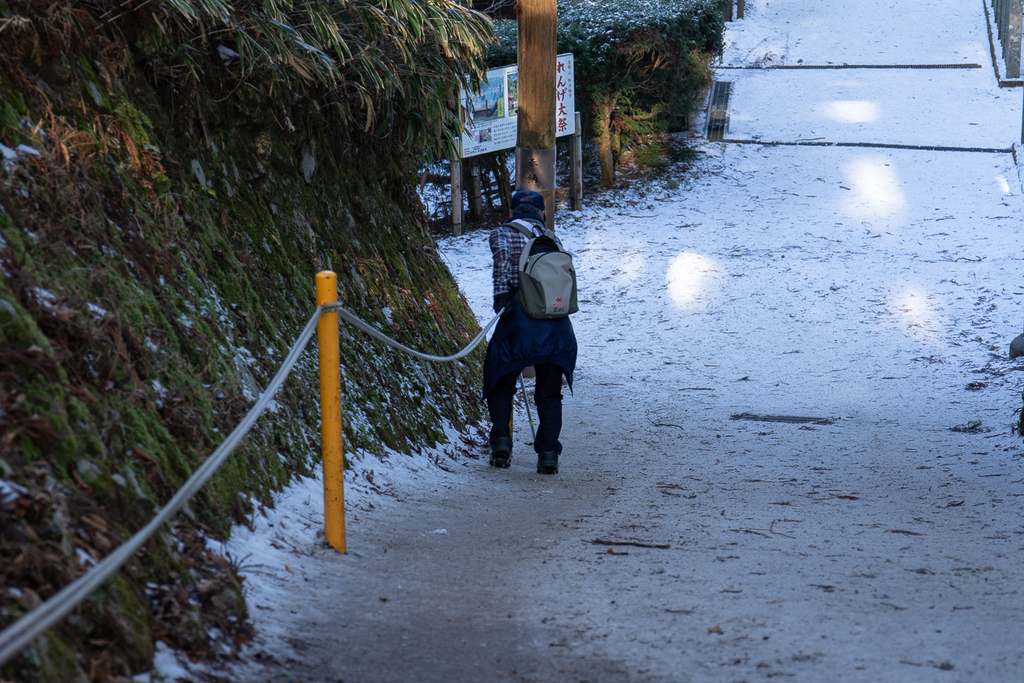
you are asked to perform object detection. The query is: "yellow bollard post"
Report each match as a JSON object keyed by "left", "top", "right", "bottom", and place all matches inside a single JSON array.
[{"left": 316, "top": 271, "right": 346, "bottom": 553}]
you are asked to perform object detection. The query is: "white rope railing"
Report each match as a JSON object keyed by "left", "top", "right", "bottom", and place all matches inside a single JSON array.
[
  {"left": 0, "top": 308, "right": 323, "bottom": 666},
  {"left": 325, "top": 301, "right": 502, "bottom": 362},
  {"left": 0, "top": 297, "right": 499, "bottom": 667}
]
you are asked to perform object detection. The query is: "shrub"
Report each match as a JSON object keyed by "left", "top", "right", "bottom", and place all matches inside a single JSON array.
[
  {"left": 0, "top": 0, "right": 494, "bottom": 160},
  {"left": 489, "top": 0, "right": 724, "bottom": 186}
]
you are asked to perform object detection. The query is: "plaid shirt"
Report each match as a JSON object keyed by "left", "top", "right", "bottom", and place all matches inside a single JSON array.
[{"left": 489, "top": 216, "right": 563, "bottom": 296}]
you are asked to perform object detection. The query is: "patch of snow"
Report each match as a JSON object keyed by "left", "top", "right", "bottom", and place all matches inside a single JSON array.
[
  {"left": 31, "top": 287, "right": 56, "bottom": 307},
  {"left": 217, "top": 45, "right": 239, "bottom": 63},
  {"left": 76, "top": 547, "right": 96, "bottom": 567},
  {"left": 151, "top": 379, "right": 169, "bottom": 407},
  {"left": 0, "top": 479, "right": 28, "bottom": 506},
  {"left": 191, "top": 160, "right": 207, "bottom": 188},
  {"left": 140, "top": 641, "right": 194, "bottom": 682},
  {"left": 234, "top": 348, "right": 261, "bottom": 403},
  {"left": 201, "top": 285, "right": 232, "bottom": 325},
  {"left": 87, "top": 81, "right": 105, "bottom": 108}
]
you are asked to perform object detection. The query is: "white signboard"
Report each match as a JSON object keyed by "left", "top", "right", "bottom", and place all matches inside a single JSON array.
[{"left": 460, "top": 53, "right": 576, "bottom": 159}]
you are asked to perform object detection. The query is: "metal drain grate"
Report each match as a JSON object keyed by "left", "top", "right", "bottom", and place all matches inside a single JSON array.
[
  {"left": 730, "top": 413, "right": 836, "bottom": 426},
  {"left": 707, "top": 81, "right": 731, "bottom": 141}
]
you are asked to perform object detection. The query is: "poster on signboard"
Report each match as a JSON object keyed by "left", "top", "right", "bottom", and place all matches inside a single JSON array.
[
  {"left": 507, "top": 72, "right": 518, "bottom": 117},
  {"left": 460, "top": 54, "right": 575, "bottom": 159},
  {"left": 467, "top": 76, "right": 505, "bottom": 123}
]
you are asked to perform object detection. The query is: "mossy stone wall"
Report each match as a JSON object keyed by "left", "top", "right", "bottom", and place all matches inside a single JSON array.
[{"left": 0, "top": 19, "right": 484, "bottom": 682}]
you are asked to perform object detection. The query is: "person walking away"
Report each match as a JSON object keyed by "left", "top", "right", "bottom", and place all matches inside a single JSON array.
[{"left": 483, "top": 191, "right": 577, "bottom": 474}]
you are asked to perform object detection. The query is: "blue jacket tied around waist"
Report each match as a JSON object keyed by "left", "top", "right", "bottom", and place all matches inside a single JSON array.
[{"left": 483, "top": 295, "right": 577, "bottom": 397}]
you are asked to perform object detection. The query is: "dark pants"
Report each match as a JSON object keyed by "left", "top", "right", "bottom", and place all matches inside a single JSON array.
[{"left": 487, "top": 363, "right": 564, "bottom": 454}]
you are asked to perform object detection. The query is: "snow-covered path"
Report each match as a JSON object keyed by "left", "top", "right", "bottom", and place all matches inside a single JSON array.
[{"left": 185, "top": 2, "right": 1024, "bottom": 682}]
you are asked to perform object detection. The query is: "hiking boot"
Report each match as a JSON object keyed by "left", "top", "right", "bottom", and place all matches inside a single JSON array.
[
  {"left": 536, "top": 450, "right": 558, "bottom": 474},
  {"left": 489, "top": 436, "right": 512, "bottom": 468}
]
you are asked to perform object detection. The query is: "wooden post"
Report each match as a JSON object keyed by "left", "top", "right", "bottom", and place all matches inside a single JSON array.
[
  {"left": 1008, "top": 0, "right": 1022, "bottom": 79},
  {"left": 315, "top": 272, "right": 345, "bottom": 554},
  {"left": 999, "top": 0, "right": 1007, "bottom": 45},
  {"left": 491, "top": 153, "right": 513, "bottom": 215},
  {"left": 479, "top": 157, "right": 495, "bottom": 211},
  {"left": 723, "top": 0, "right": 733, "bottom": 22},
  {"left": 516, "top": 0, "right": 557, "bottom": 229},
  {"left": 468, "top": 159, "right": 483, "bottom": 222},
  {"left": 451, "top": 158, "right": 463, "bottom": 236},
  {"left": 595, "top": 95, "right": 615, "bottom": 189},
  {"left": 737, "top": 0, "right": 745, "bottom": 19},
  {"left": 570, "top": 112, "right": 583, "bottom": 211}
]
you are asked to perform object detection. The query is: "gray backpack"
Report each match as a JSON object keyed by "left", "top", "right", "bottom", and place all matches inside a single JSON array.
[{"left": 506, "top": 221, "right": 578, "bottom": 319}]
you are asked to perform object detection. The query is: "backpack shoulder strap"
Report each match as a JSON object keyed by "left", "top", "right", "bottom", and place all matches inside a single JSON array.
[
  {"left": 502, "top": 219, "right": 539, "bottom": 239},
  {"left": 518, "top": 236, "right": 537, "bottom": 272}
]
